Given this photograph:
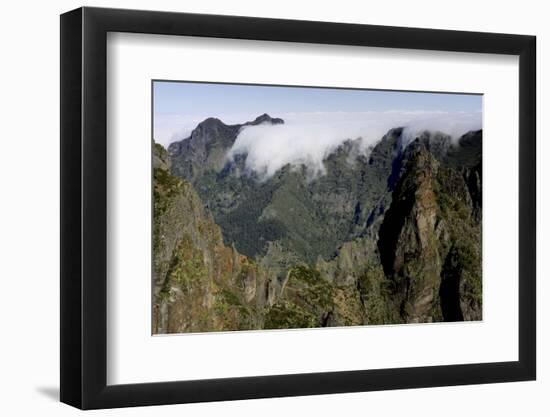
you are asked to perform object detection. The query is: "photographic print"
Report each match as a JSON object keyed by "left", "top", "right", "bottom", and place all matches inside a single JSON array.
[{"left": 152, "top": 81, "right": 482, "bottom": 334}]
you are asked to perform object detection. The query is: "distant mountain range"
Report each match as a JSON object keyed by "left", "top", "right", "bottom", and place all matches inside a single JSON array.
[{"left": 153, "top": 114, "right": 482, "bottom": 333}]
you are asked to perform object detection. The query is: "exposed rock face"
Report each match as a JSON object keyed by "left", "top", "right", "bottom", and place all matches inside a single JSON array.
[
  {"left": 153, "top": 143, "right": 274, "bottom": 333},
  {"left": 153, "top": 119, "right": 483, "bottom": 333},
  {"left": 167, "top": 118, "right": 240, "bottom": 182},
  {"left": 378, "top": 149, "right": 444, "bottom": 322},
  {"left": 378, "top": 141, "right": 482, "bottom": 323}
]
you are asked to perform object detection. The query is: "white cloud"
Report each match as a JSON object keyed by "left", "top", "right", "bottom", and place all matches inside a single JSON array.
[
  {"left": 153, "top": 114, "right": 202, "bottom": 146},
  {"left": 154, "top": 112, "right": 262, "bottom": 146},
  {"left": 228, "top": 111, "right": 481, "bottom": 179}
]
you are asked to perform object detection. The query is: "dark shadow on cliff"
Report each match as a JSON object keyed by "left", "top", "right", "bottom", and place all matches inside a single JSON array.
[{"left": 439, "top": 247, "right": 465, "bottom": 322}]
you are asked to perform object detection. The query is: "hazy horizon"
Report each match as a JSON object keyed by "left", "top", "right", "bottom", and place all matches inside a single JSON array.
[{"left": 153, "top": 81, "right": 482, "bottom": 148}]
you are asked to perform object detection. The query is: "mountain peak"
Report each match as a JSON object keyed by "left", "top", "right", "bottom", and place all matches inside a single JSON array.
[
  {"left": 248, "top": 113, "right": 284, "bottom": 126},
  {"left": 197, "top": 117, "right": 226, "bottom": 128}
]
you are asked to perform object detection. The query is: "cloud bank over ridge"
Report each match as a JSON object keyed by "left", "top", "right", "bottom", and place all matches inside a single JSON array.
[{"left": 227, "top": 110, "right": 482, "bottom": 179}]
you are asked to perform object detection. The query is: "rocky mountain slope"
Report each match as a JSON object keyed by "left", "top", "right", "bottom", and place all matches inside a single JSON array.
[
  {"left": 168, "top": 113, "right": 283, "bottom": 182},
  {"left": 170, "top": 119, "right": 405, "bottom": 264},
  {"left": 153, "top": 115, "right": 482, "bottom": 333},
  {"left": 153, "top": 143, "right": 272, "bottom": 333}
]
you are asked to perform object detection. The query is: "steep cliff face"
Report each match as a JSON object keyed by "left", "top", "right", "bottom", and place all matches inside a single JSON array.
[
  {"left": 378, "top": 142, "right": 482, "bottom": 323},
  {"left": 435, "top": 161, "right": 482, "bottom": 321},
  {"left": 153, "top": 143, "right": 273, "bottom": 333},
  {"left": 316, "top": 237, "right": 401, "bottom": 325},
  {"left": 378, "top": 149, "right": 444, "bottom": 322}
]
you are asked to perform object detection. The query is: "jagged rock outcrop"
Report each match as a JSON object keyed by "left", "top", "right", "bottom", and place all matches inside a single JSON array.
[
  {"left": 378, "top": 141, "right": 482, "bottom": 323},
  {"left": 153, "top": 143, "right": 274, "bottom": 333},
  {"left": 378, "top": 149, "right": 444, "bottom": 322}
]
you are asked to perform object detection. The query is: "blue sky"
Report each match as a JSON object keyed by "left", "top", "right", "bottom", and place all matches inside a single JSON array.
[{"left": 153, "top": 81, "right": 482, "bottom": 146}]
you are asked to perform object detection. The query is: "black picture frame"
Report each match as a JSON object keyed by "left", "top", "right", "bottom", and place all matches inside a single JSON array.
[{"left": 60, "top": 6, "right": 536, "bottom": 410}]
